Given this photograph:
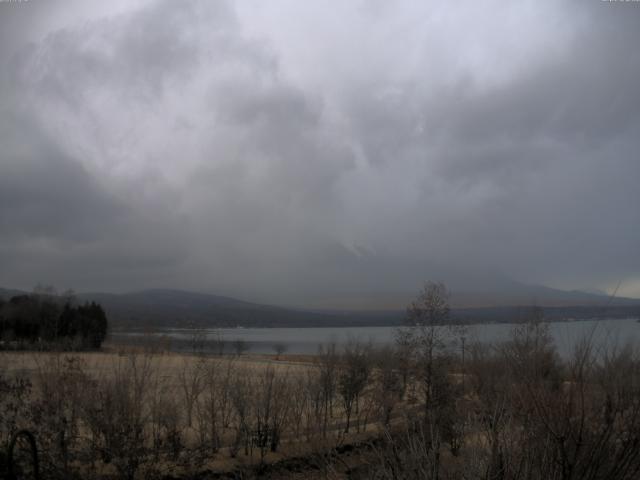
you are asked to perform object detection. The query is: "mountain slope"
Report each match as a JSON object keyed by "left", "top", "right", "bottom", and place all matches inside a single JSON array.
[
  {"left": 59, "top": 287, "right": 640, "bottom": 327},
  {"left": 77, "top": 289, "right": 401, "bottom": 328},
  {"left": 2, "top": 285, "right": 639, "bottom": 328}
]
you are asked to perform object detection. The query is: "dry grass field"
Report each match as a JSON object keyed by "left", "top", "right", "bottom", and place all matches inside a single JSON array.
[
  {"left": 0, "top": 346, "right": 399, "bottom": 479},
  {"left": 0, "top": 350, "right": 311, "bottom": 379},
  {"left": 3, "top": 320, "right": 640, "bottom": 479}
]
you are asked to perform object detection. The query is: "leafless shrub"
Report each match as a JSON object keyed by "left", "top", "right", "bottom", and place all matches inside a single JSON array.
[
  {"left": 288, "top": 375, "right": 309, "bottom": 439},
  {"left": 194, "top": 359, "right": 220, "bottom": 455},
  {"left": 229, "top": 366, "right": 253, "bottom": 457},
  {"left": 79, "top": 354, "right": 153, "bottom": 480},
  {"left": 29, "top": 354, "right": 90, "bottom": 478},
  {"left": 251, "top": 366, "right": 291, "bottom": 462},
  {"left": 211, "top": 329, "right": 226, "bottom": 356},
  {"left": 3, "top": 297, "right": 640, "bottom": 480},
  {"left": 151, "top": 394, "right": 182, "bottom": 461},
  {"left": 393, "top": 329, "right": 415, "bottom": 400},
  {"left": 302, "top": 368, "right": 325, "bottom": 442},
  {"left": 372, "top": 347, "right": 404, "bottom": 427},
  {"left": 273, "top": 343, "right": 287, "bottom": 359},
  {"left": 338, "top": 341, "right": 371, "bottom": 433},
  {"left": 367, "top": 425, "right": 442, "bottom": 480},
  {"left": 317, "top": 343, "right": 339, "bottom": 437},
  {"left": 233, "top": 338, "right": 249, "bottom": 356},
  {"left": 145, "top": 362, "right": 183, "bottom": 467},
  {"left": 178, "top": 356, "right": 205, "bottom": 428},
  {"left": 0, "top": 373, "right": 32, "bottom": 474}
]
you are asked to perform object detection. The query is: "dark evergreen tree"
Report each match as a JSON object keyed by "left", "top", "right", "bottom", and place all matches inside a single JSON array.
[{"left": 0, "top": 291, "right": 108, "bottom": 350}]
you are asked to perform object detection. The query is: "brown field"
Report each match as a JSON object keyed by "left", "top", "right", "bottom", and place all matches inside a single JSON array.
[
  {"left": 0, "top": 350, "right": 311, "bottom": 378},
  {"left": 3, "top": 322, "right": 640, "bottom": 479},
  {"left": 0, "top": 347, "right": 399, "bottom": 479}
]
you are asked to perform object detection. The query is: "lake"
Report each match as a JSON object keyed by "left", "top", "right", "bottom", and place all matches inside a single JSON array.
[{"left": 113, "top": 317, "right": 640, "bottom": 357}]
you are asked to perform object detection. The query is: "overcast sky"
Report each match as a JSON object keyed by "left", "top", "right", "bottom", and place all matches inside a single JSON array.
[{"left": 0, "top": 0, "right": 639, "bottom": 306}]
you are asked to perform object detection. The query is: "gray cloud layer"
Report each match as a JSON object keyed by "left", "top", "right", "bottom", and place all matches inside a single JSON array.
[{"left": 0, "top": 0, "right": 639, "bottom": 305}]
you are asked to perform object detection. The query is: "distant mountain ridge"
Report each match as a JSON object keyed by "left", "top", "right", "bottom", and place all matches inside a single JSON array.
[
  {"left": 1, "top": 285, "right": 639, "bottom": 328},
  {"left": 0, "top": 287, "right": 402, "bottom": 328},
  {"left": 78, "top": 288, "right": 352, "bottom": 328}
]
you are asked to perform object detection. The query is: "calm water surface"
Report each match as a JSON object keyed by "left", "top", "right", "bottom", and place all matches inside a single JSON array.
[{"left": 117, "top": 318, "right": 640, "bottom": 357}]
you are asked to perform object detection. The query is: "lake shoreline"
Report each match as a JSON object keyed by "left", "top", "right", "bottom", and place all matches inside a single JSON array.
[{"left": 108, "top": 317, "right": 640, "bottom": 357}]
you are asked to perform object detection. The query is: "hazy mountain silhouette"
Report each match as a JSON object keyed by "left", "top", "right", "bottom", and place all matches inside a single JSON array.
[{"left": 1, "top": 283, "right": 638, "bottom": 328}]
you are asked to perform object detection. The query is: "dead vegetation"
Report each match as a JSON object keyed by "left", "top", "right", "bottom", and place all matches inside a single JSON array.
[{"left": 2, "top": 297, "right": 640, "bottom": 479}]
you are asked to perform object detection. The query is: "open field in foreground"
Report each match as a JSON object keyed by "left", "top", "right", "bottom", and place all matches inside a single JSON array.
[
  {"left": 3, "top": 321, "right": 640, "bottom": 479},
  {"left": 1, "top": 346, "right": 412, "bottom": 479}
]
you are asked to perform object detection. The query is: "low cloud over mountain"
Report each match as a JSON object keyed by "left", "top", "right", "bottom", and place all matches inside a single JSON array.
[{"left": 1, "top": 1, "right": 639, "bottom": 306}]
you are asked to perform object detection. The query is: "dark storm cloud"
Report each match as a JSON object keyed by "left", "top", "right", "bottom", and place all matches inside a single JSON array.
[
  {"left": 323, "top": 2, "right": 640, "bottom": 292},
  {"left": 0, "top": 0, "right": 639, "bottom": 303},
  {"left": 0, "top": 112, "right": 189, "bottom": 290},
  {"left": 0, "top": 110, "right": 122, "bottom": 242},
  {"left": 0, "top": 152, "right": 120, "bottom": 241}
]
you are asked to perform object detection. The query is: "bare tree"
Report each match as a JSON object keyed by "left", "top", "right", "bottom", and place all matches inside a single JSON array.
[
  {"left": 401, "top": 281, "right": 456, "bottom": 475},
  {"left": 189, "top": 326, "right": 207, "bottom": 354},
  {"left": 233, "top": 338, "right": 248, "bottom": 356},
  {"left": 218, "top": 358, "right": 236, "bottom": 430},
  {"left": 393, "top": 327, "right": 415, "bottom": 399},
  {"left": 229, "top": 367, "right": 252, "bottom": 457},
  {"left": 303, "top": 369, "right": 324, "bottom": 442},
  {"left": 372, "top": 347, "right": 404, "bottom": 427},
  {"left": 178, "top": 356, "right": 205, "bottom": 428},
  {"left": 80, "top": 354, "right": 154, "bottom": 480},
  {"left": 404, "top": 282, "right": 453, "bottom": 405},
  {"left": 195, "top": 359, "right": 221, "bottom": 454},
  {"left": 338, "top": 341, "right": 371, "bottom": 433},
  {"left": 317, "top": 343, "right": 339, "bottom": 437},
  {"left": 30, "top": 354, "right": 89, "bottom": 477},
  {"left": 251, "top": 366, "right": 291, "bottom": 463},
  {"left": 212, "top": 329, "right": 226, "bottom": 356},
  {"left": 289, "top": 375, "right": 309, "bottom": 439},
  {"left": 273, "top": 343, "right": 287, "bottom": 360}
]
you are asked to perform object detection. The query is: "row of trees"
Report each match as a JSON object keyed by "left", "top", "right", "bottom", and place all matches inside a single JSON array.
[{"left": 0, "top": 287, "right": 108, "bottom": 349}]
